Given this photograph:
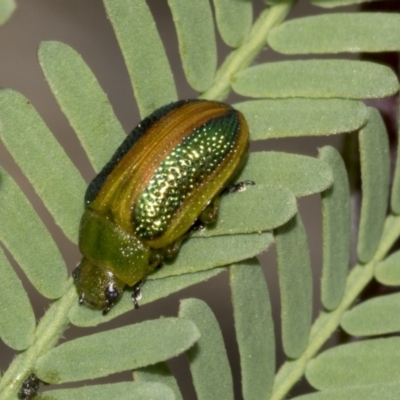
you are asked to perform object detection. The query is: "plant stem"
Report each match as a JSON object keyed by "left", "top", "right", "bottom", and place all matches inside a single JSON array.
[
  {"left": 271, "top": 213, "right": 400, "bottom": 400},
  {"left": 0, "top": 279, "right": 76, "bottom": 400},
  {"left": 200, "top": 0, "right": 297, "bottom": 102}
]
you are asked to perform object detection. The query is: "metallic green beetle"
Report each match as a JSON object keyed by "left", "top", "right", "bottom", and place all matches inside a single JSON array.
[{"left": 73, "top": 99, "right": 250, "bottom": 314}]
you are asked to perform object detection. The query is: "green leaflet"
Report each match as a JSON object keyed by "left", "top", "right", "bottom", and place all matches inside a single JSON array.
[
  {"left": 391, "top": 92, "right": 400, "bottom": 214},
  {"left": 134, "top": 363, "right": 183, "bottom": 400},
  {"left": 306, "top": 338, "right": 400, "bottom": 389},
  {"left": 168, "top": 0, "right": 216, "bottom": 92},
  {"left": 341, "top": 293, "right": 400, "bottom": 336},
  {"left": 0, "top": 0, "right": 15, "bottom": 25},
  {"left": 103, "top": 0, "right": 177, "bottom": 118},
  {"left": 191, "top": 184, "right": 297, "bottom": 238},
  {"left": 212, "top": 0, "right": 252, "bottom": 47},
  {"left": 179, "top": 299, "right": 234, "bottom": 400},
  {"left": 0, "top": 247, "right": 35, "bottom": 351},
  {"left": 69, "top": 268, "right": 226, "bottom": 327},
  {"left": 37, "top": 382, "right": 175, "bottom": 400},
  {"left": 232, "top": 60, "right": 399, "bottom": 99},
  {"left": 375, "top": 250, "right": 400, "bottom": 285},
  {"left": 274, "top": 214, "right": 312, "bottom": 359},
  {"left": 0, "top": 89, "right": 86, "bottom": 244},
  {"left": 230, "top": 260, "right": 275, "bottom": 400},
  {"left": 150, "top": 232, "right": 273, "bottom": 279},
  {"left": 38, "top": 41, "right": 126, "bottom": 173},
  {"left": 311, "top": 0, "right": 385, "bottom": 7},
  {"left": 236, "top": 152, "right": 333, "bottom": 197},
  {"left": 36, "top": 318, "right": 200, "bottom": 383},
  {"left": 268, "top": 13, "right": 400, "bottom": 54},
  {"left": 235, "top": 99, "right": 368, "bottom": 139},
  {"left": 290, "top": 383, "right": 400, "bottom": 400},
  {"left": 200, "top": 1, "right": 295, "bottom": 101},
  {"left": 357, "top": 108, "right": 390, "bottom": 263},
  {"left": 0, "top": 169, "right": 68, "bottom": 299},
  {"left": 319, "top": 146, "right": 351, "bottom": 310}
]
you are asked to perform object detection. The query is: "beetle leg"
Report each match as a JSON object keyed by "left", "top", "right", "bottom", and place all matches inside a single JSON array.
[
  {"left": 190, "top": 180, "right": 255, "bottom": 236},
  {"left": 198, "top": 196, "right": 220, "bottom": 225},
  {"left": 222, "top": 179, "right": 255, "bottom": 195},
  {"left": 132, "top": 281, "right": 143, "bottom": 309},
  {"left": 190, "top": 219, "right": 206, "bottom": 233},
  {"left": 163, "top": 238, "right": 183, "bottom": 259},
  {"left": 78, "top": 293, "right": 85, "bottom": 305},
  {"left": 149, "top": 250, "right": 164, "bottom": 269}
]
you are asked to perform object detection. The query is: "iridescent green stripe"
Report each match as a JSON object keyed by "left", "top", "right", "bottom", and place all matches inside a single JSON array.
[{"left": 134, "top": 111, "right": 239, "bottom": 239}]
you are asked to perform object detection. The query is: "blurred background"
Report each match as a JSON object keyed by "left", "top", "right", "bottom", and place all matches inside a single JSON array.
[{"left": 0, "top": 0, "right": 398, "bottom": 398}]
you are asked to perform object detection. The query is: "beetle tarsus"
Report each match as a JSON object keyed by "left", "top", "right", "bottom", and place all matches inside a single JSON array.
[
  {"left": 222, "top": 180, "right": 255, "bottom": 195},
  {"left": 132, "top": 281, "right": 143, "bottom": 309},
  {"left": 190, "top": 220, "right": 206, "bottom": 232}
]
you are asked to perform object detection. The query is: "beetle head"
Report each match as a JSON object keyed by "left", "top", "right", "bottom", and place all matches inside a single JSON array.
[{"left": 73, "top": 257, "right": 125, "bottom": 314}]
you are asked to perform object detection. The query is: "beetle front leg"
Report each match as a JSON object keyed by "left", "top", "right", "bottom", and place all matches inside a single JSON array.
[{"left": 131, "top": 280, "right": 143, "bottom": 309}]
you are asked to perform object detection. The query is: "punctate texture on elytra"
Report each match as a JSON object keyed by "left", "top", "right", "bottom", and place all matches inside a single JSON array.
[{"left": 73, "top": 100, "right": 250, "bottom": 314}]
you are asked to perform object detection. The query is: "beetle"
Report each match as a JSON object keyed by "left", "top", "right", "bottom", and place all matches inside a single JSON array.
[{"left": 73, "top": 99, "right": 250, "bottom": 314}]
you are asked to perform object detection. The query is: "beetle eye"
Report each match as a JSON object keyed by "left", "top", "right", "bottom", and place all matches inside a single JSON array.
[
  {"left": 105, "top": 284, "right": 119, "bottom": 303},
  {"left": 103, "top": 284, "right": 120, "bottom": 315}
]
